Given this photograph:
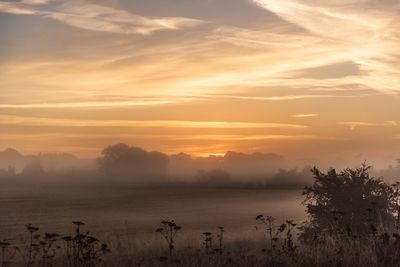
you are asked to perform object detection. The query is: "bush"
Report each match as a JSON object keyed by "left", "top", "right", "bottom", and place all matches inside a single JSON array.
[{"left": 300, "top": 164, "right": 396, "bottom": 242}]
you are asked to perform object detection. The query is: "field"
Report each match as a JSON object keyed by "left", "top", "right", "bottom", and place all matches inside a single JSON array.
[
  {"left": 0, "top": 187, "right": 307, "bottom": 265},
  {"left": 1, "top": 176, "right": 399, "bottom": 267},
  {"left": 0, "top": 188, "right": 304, "bottom": 238}
]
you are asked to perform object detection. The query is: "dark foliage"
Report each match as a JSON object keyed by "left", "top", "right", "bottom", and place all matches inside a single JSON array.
[
  {"left": 3, "top": 222, "right": 109, "bottom": 267},
  {"left": 97, "top": 144, "right": 168, "bottom": 183},
  {"left": 301, "top": 163, "right": 396, "bottom": 242}
]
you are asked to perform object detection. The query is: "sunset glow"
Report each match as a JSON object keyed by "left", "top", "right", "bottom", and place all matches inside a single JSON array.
[{"left": 1, "top": 0, "right": 399, "bottom": 162}]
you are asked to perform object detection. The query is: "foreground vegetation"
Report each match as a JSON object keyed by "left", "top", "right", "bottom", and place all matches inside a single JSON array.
[{"left": 1, "top": 164, "right": 400, "bottom": 267}]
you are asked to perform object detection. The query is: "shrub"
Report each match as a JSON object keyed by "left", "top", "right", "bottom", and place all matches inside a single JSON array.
[{"left": 301, "top": 164, "right": 396, "bottom": 242}]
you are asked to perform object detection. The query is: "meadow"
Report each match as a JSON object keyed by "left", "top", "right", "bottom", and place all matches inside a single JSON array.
[
  {"left": 0, "top": 187, "right": 306, "bottom": 266},
  {"left": 0, "top": 187, "right": 304, "bottom": 238},
  {"left": 1, "top": 165, "right": 400, "bottom": 267}
]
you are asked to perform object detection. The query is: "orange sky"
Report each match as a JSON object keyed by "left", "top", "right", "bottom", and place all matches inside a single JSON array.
[{"left": 0, "top": 0, "right": 399, "bottom": 165}]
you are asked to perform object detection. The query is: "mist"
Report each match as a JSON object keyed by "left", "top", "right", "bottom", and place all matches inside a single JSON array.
[{"left": 1, "top": 144, "right": 398, "bottom": 189}]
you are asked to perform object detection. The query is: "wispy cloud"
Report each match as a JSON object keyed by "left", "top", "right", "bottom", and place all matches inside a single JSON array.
[
  {"left": 178, "top": 134, "right": 334, "bottom": 141},
  {"left": 21, "top": 0, "right": 50, "bottom": 5},
  {"left": 48, "top": 2, "right": 204, "bottom": 35},
  {"left": 0, "top": 115, "right": 307, "bottom": 129},
  {"left": 290, "top": 114, "right": 319, "bottom": 118},
  {"left": 1, "top": 133, "right": 333, "bottom": 142},
  {"left": 2, "top": 0, "right": 399, "bottom": 106},
  {"left": 0, "top": 2, "right": 37, "bottom": 14},
  {"left": 0, "top": 100, "right": 176, "bottom": 109},
  {"left": 203, "top": 92, "right": 387, "bottom": 101},
  {"left": 0, "top": 0, "right": 204, "bottom": 35},
  {"left": 252, "top": 0, "right": 386, "bottom": 38},
  {"left": 339, "top": 121, "right": 398, "bottom": 130},
  {"left": 250, "top": 0, "right": 400, "bottom": 93}
]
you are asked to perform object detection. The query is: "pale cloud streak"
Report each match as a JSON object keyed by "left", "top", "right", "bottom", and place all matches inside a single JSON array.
[
  {"left": 0, "top": 100, "right": 176, "bottom": 109},
  {"left": 339, "top": 121, "right": 398, "bottom": 130},
  {"left": 47, "top": 2, "right": 204, "bottom": 35},
  {"left": 0, "top": 115, "right": 307, "bottom": 129},
  {"left": 177, "top": 134, "right": 335, "bottom": 141},
  {"left": 0, "top": 2, "right": 37, "bottom": 14},
  {"left": 250, "top": 0, "right": 400, "bottom": 93},
  {"left": 21, "top": 0, "right": 50, "bottom": 4},
  {"left": 0, "top": 0, "right": 204, "bottom": 35},
  {"left": 2, "top": 0, "right": 398, "bottom": 105},
  {"left": 290, "top": 114, "right": 319, "bottom": 118}
]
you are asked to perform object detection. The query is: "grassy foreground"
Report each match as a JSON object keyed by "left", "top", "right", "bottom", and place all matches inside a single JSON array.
[
  {"left": 2, "top": 217, "right": 400, "bottom": 267},
  {"left": 2, "top": 165, "right": 400, "bottom": 267}
]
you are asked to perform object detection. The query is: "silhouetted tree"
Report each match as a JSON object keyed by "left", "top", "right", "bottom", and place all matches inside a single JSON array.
[
  {"left": 300, "top": 164, "right": 395, "bottom": 242},
  {"left": 97, "top": 144, "right": 168, "bottom": 183}
]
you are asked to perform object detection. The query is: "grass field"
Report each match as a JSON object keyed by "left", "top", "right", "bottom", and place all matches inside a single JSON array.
[{"left": 2, "top": 186, "right": 398, "bottom": 267}]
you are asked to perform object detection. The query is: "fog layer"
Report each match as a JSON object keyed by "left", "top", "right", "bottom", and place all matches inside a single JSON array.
[{"left": 0, "top": 144, "right": 398, "bottom": 188}]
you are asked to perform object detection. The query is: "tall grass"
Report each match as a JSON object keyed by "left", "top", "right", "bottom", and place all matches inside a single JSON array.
[
  {"left": 1, "top": 222, "right": 109, "bottom": 267},
  {"left": 2, "top": 215, "right": 400, "bottom": 267}
]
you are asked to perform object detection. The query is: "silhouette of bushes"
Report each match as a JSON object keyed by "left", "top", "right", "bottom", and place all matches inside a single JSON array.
[{"left": 301, "top": 164, "right": 396, "bottom": 243}]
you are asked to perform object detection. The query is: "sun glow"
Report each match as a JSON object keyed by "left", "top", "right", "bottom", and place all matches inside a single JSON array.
[{"left": 0, "top": 0, "right": 399, "bottom": 160}]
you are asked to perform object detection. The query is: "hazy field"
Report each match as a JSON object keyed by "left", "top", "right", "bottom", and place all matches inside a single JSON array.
[
  {"left": 0, "top": 187, "right": 305, "bottom": 246},
  {"left": 1, "top": 180, "right": 398, "bottom": 267}
]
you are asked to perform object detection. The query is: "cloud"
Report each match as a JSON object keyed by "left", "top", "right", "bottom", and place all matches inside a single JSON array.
[
  {"left": 2, "top": 0, "right": 399, "bottom": 107},
  {"left": 203, "top": 92, "right": 386, "bottom": 102},
  {"left": 0, "top": 115, "right": 308, "bottom": 129},
  {"left": 49, "top": 1, "right": 204, "bottom": 35},
  {"left": 339, "top": 121, "right": 398, "bottom": 130},
  {"left": 0, "top": 0, "right": 204, "bottom": 35},
  {"left": 290, "top": 114, "right": 319, "bottom": 118},
  {"left": 249, "top": 0, "right": 400, "bottom": 93},
  {"left": 0, "top": 100, "right": 176, "bottom": 109},
  {"left": 252, "top": 0, "right": 388, "bottom": 38},
  {"left": 211, "top": 26, "right": 314, "bottom": 49},
  {"left": 177, "top": 134, "right": 334, "bottom": 141},
  {"left": 21, "top": 0, "right": 50, "bottom": 4},
  {"left": 0, "top": 2, "right": 37, "bottom": 14},
  {"left": 297, "top": 62, "right": 361, "bottom": 79}
]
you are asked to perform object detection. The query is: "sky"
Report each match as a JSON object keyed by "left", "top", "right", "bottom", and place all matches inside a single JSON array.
[{"left": 0, "top": 0, "right": 399, "bottom": 166}]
